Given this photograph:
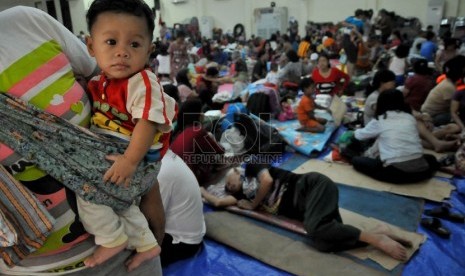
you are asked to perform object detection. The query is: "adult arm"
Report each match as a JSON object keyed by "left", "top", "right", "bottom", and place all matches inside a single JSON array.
[
  {"left": 5, "top": 7, "right": 97, "bottom": 79},
  {"left": 354, "top": 118, "right": 382, "bottom": 140},
  {"left": 434, "top": 49, "right": 443, "bottom": 72},
  {"left": 451, "top": 99, "right": 465, "bottom": 131},
  {"left": 402, "top": 87, "right": 410, "bottom": 97},
  {"left": 200, "top": 187, "right": 237, "bottom": 207},
  {"left": 168, "top": 43, "right": 174, "bottom": 63},
  {"left": 277, "top": 63, "right": 290, "bottom": 83},
  {"left": 403, "top": 77, "right": 414, "bottom": 97},
  {"left": 336, "top": 68, "right": 351, "bottom": 95},
  {"left": 340, "top": 20, "right": 357, "bottom": 30},
  {"left": 140, "top": 181, "right": 165, "bottom": 243},
  {"left": 202, "top": 75, "right": 234, "bottom": 84},
  {"left": 237, "top": 169, "right": 273, "bottom": 210}
]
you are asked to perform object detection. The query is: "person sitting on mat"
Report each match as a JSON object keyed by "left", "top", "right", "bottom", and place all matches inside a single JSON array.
[
  {"left": 296, "top": 78, "right": 331, "bottom": 133},
  {"left": 351, "top": 89, "right": 439, "bottom": 184},
  {"left": 200, "top": 162, "right": 412, "bottom": 261}
]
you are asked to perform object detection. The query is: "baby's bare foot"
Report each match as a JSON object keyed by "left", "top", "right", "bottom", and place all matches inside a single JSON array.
[
  {"left": 84, "top": 242, "right": 128, "bottom": 268},
  {"left": 125, "top": 245, "right": 161, "bottom": 272}
]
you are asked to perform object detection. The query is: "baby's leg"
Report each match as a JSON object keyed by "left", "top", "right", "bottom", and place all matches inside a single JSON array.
[
  {"left": 76, "top": 196, "right": 128, "bottom": 268},
  {"left": 125, "top": 245, "right": 161, "bottom": 272},
  {"left": 85, "top": 240, "right": 128, "bottom": 268},
  {"left": 119, "top": 204, "right": 160, "bottom": 272}
]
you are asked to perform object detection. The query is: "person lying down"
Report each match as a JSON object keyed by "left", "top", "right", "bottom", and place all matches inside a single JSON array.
[{"left": 200, "top": 162, "right": 413, "bottom": 261}]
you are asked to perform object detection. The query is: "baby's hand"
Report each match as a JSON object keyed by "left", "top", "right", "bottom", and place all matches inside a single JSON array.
[{"left": 103, "top": 154, "right": 137, "bottom": 187}]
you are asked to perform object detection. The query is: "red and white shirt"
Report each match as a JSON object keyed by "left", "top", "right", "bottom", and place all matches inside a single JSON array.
[{"left": 87, "top": 69, "right": 176, "bottom": 148}]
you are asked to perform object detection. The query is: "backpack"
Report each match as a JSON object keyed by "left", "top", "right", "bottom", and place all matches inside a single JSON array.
[
  {"left": 220, "top": 102, "right": 248, "bottom": 131},
  {"left": 233, "top": 113, "right": 285, "bottom": 155}
]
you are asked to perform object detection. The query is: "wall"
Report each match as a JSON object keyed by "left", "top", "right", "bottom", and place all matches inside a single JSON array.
[
  {"left": 0, "top": 0, "right": 36, "bottom": 11},
  {"left": 158, "top": 0, "right": 465, "bottom": 40},
  {"left": 68, "top": 0, "right": 87, "bottom": 35},
  {"left": 1, "top": 0, "right": 465, "bottom": 38}
]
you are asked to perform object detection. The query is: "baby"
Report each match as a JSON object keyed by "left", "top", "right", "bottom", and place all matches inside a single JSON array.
[
  {"left": 278, "top": 97, "right": 295, "bottom": 121},
  {"left": 81, "top": 0, "right": 176, "bottom": 271}
]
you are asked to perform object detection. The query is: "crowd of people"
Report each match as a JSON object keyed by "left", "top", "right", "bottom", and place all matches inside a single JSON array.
[{"left": 1, "top": 1, "right": 465, "bottom": 275}]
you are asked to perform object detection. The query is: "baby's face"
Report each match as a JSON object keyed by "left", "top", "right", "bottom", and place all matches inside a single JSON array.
[
  {"left": 87, "top": 12, "right": 153, "bottom": 79},
  {"left": 226, "top": 170, "right": 242, "bottom": 193}
]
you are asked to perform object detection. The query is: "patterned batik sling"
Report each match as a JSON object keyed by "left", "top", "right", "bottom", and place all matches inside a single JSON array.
[{"left": 0, "top": 93, "right": 160, "bottom": 211}]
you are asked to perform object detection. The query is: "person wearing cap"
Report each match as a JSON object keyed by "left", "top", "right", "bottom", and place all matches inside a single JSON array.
[
  {"left": 301, "top": 52, "right": 318, "bottom": 77},
  {"left": 403, "top": 59, "right": 435, "bottom": 111}
]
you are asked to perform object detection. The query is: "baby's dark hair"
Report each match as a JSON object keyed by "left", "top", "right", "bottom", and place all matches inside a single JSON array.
[
  {"left": 375, "top": 89, "right": 411, "bottom": 119},
  {"left": 86, "top": 0, "right": 154, "bottom": 40},
  {"left": 300, "top": 77, "right": 315, "bottom": 91}
]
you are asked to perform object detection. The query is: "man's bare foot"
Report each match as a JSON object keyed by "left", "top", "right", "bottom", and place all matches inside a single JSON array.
[
  {"left": 371, "top": 224, "right": 413, "bottom": 248},
  {"left": 372, "top": 233, "right": 408, "bottom": 261},
  {"left": 84, "top": 241, "right": 128, "bottom": 268},
  {"left": 125, "top": 245, "right": 161, "bottom": 272}
]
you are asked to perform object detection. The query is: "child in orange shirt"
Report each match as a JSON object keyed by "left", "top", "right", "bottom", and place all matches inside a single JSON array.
[{"left": 296, "top": 78, "right": 329, "bottom": 133}]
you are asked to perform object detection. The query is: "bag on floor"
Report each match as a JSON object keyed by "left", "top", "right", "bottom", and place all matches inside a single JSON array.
[
  {"left": 233, "top": 113, "right": 285, "bottom": 155},
  {"left": 246, "top": 92, "right": 272, "bottom": 121},
  {"left": 221, "top": 102, "right": 248, "bottom": 131}
]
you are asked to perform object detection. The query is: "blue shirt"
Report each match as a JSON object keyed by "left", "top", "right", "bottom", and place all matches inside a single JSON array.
[
  {"left": 420, "top": 40, "right": 437, "bottom": 62},
  {"left": 345, "top": 16, "right": 364, "bottom": 34}
]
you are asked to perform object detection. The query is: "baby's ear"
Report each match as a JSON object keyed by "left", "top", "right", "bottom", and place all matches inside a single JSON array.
[
  {"left": 86, "top": 36, "right": 95, "bottom": 57},
  {"left": 148, "top": 43, "right": 155, "bottom": 55}
]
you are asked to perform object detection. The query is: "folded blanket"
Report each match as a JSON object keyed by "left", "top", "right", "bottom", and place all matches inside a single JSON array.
[
  {"left": 0, "top": 93, "right": 160, "bottom": 211},
  {"left": 0, "top": 166, "right": 55, "bottom": 266}
]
